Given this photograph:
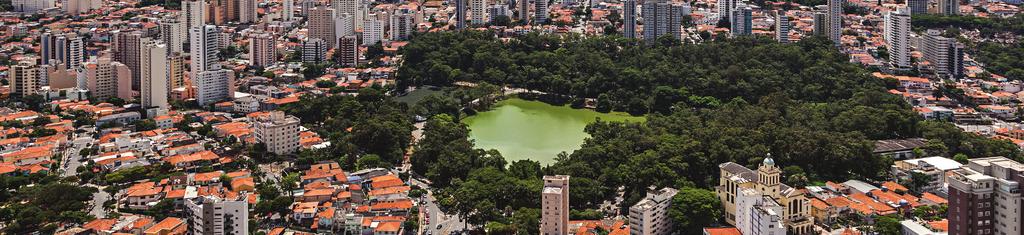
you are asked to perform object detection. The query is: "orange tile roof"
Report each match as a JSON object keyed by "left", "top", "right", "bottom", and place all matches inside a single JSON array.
[
  {"left": 82, "top": 218, "right": 118, "bottom": 231},
  {"left": 144, "top": 217, "right": 185, "bottom": 235},
  {"left": 369, "top": 186, "right": 410, "bottom": 196},
  {"left": 703, "top": 228, "right": 741, "bottom": 235},
  {"left": 921, "top": 192, "right": 948, "bottom": 205},
  {"left": 928, "top": 219, "right": 948, "bottom": 231},
  {"left": 374, "top": 221, "right": 402, "bottom": 233},
  {"left": 370, "top": 199, "right": 414, "bottom": 211}
]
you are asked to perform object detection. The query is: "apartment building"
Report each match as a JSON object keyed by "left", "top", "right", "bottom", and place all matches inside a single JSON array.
[
  {"left": 736, "top": 188, "right": 787, "bottom": 235},
  {"left": 253, "top": 111, "right": 301, "bottom": 155},
  {"left": 948, "top": 157, "right": 1024, "bottom": 235},
  {"left": 628, "top": 187, "right": 678, "bottom": 235},
  {"left": 184, "top": 196, "right": 248, "bottom": 235},
  {"left": 542, "top": 175, "right": 569, "bottom": 235}
]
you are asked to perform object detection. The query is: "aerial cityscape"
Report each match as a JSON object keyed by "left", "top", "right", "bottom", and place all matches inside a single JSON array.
[{"left": 0, "top": 0, "right": 1019, "bottom": 233}]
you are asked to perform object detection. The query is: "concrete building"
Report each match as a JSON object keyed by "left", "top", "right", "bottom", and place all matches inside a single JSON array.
[
  {"left": 938, "top": 0, "right": 958, "bottom": 15},
  {"left": 717, "top": 155, "right": 814, "bottom": 234},
  {"left": 85, "top": 56, "right": 133, "bottom": 101},
  {"left": 489, "top": 4, "right": 510, "bottom": 21},
  {"left": 730, "top": 3, "right": 752, "bottom": 37},
  {"left": 183, "top": 0, "right": 207, "bottom": 37},
  {"left": 775, "top": 10, "right": 789, "bottom": 43},
  {"left": 193, "top": 69, "right": 233, "bottom": 106},
  {"left": 735, "top": 188, "right": 787, "bottom": 235},
  {"left": 517, "top": 0, "right": 529, "bottom": 23},
  {"left": 334, "top": 0, "right": 357, "bottom": 16},
  {"left": 891, "top": 156, "right": 963, "bottom": 194},
  {"left": 184, "top": 196, "right": 248, "bottom": 235},
  {"left": 63, "top": 0, "right": 99, "bottom": 15},
  {"left": 39, "top": 31, "right": 55, "bottom": 65},
  {"left": 541, "top": 175, "right": 569, "bottom": 235},
  {"left": 141, "top": 40, "right": 169, "bottom": 109},
  {"left": 11, "top": 0, "right": 53, "bottom": 12},
  {"left": 470, "top": 0, "right": 488, "bottom": 25},
  {"left": 885, "top": 7, "right": 912, "bottom": 70},
  {"left": 299, "top": 0, "right": 316, "bottom": 16},
  {"left": 249, "top": 32, "right": 276, "bottom": 67},
  {"left": 42, "top": 32, "right": 85, "bottom": 69},
  {"left": 812, "top": 9, "right": 827, "bottom": 36},
  {"left": 628, "top": 187, "right": 678, "bottom": 235},
  {"left": 456, "top": 0, "right": 467, "bottom": 28},
  {"left": 337, "top": 36, "right": 359, "bottom": 67},
  {"left": 362, "top": 15, "right": 384, "bottom": 46},
  {"left": 160, "top": 16, "right": 187, "bottom": 54},
  {"left": 253, "top": 111, "right": 301, "bottom": 155},
  {"left": 336, "top": 13, "right": 356, "bottom": 37},
  {"left": 908, "top": 0, "right": 928, "bottom": 15},
  {"left": 308, "top": 7, "right": 338, "bottom": 49},
  {"left": 534, "top": 0, "right": 547, "bottom": 24},
  {"left": 948, "top": 157, "right": 1024, "bottom": 235},
  {"left": 826, "top": 0, "right": 842, "bottom": 44},
  {"left": 390, "top": 9, "right": 415, "bottom": 41},
  {"left": 717, "top": 0, "right": 737, "bottom": 22},
  {"left": 10, "top": 58, "right": 41, "bottom": 97},
  {"left": 922, "top": 29, "right": 964, "bottom": 79},
  {"left": 282, "top": 0, "right": 294, "bottom": 21},
  {"left": 302, "top": 38, "right": 328, "bottom": 63},
  {"left": 901, "top": 220, "right": 947, "bottom": 235},
  {"left": 642, "top": 0, "right": 685, "bottom": 42},
  {"left": 112, "top": 30, "right": 143, "bottom": 90},
  {"left": 190, "top": 25, "right": 222, "bottom": 74},
  {"left": 623, "top": 0, "right": 637, "bottom": 39},
  {"left": 167, "top": 53, "right": 186, "bottom": 93},
  {"left": 239, "top": 0, "right": 258, "bottom": 23}
]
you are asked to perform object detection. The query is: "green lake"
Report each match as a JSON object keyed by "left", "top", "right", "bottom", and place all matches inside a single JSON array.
[{"left": 463, "top": 98, "right": 645, "bottom": 166}]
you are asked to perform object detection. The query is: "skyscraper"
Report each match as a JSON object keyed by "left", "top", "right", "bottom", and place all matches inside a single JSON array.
[
  {"left": 391, "top": 9, "right": 415, "bottom": 41},
  {"left": 183, "top": 0, "right": 207, "bottom": 34},
  {"left": 641, "top": 0, "right": 684, "bottom": 43},
  {"left": 336, "top": 13, "right": 356, "bottom": 37},
  {"left": 141, "top": 40, "right": 168, "bottom": 109},
  {"left": 938, "top": 0, "right": 958, "bottom": 15},
  {"left": 812, "top": 9, "right": 827, "bottom": 36},
  {"left": 239, "top": 0, "right": 258, "bottom": 23},
  {"left": 730, "top": 3, "right": 752, "bottom": 37},
  {"left": 628, "top": 188, "right": 679, "bottom": 235},
  {"left": 54, "top": 33, "right": 84, "bottom": 69},
  {"left": 363, "top": 15, "right": 384, "bottom": 46},
  {"left": 826, "top": 0, "right": 842, "bottom": 44},
  {"left": 85, "top": 56, "right": 133, "bottom": 101},
  {"left": 337, "top": 36, "right": 359, "bottom": 67},
  {"left": 299, "top": 0, "right": 316, "bottom": 16},
  {"left": 623, "top": 0, "right": 637, "bottom": 39},
  {"left": 471, "top": 0, "right": 488, "bottom": 25},
  {"left": 334, "top": 0, "right": 357, "bottom": 16},
  {"left": 456, "top": 0, "right": 467, "bottom": 29},
  {"left": 10, "top": 57, "right": 41, "bottom": 97},
  {"left": 112, "top": 30, "right": 143, "bottom": 90},
  {"left": 717, "top": 0, "right": 737, "bottom": 23},
  {"left": 946, "top": 157, "right": 1024, "bottom": 235},
  {"left": 302, "top": 38, "right": 328, "bottom": 63},
  {"left": 160, "top": 16, "right": 187, "bottom": 54},
  {"left": 922, "top": 29, "right": 964, "bottom": 79},
  {"left": 775, "top": 10, "right": 790, "bottom": 43},
  {"left": 907, "top": 0, "right": 927, "bottom": 15},
  {"left": 541, "top": 175, "right": 569, "bottom": 235},
  {"left": 885, "top": 7, "right": 911, "bottom": 69},
  {"left": 517, "top": 0, "right": 529, "bottom": 23},
  {"left": 534, "top": 0, "right": 547, "bottom": 24},
  {"left": 282, "top": 0, "right": 294, "bottom": 21},
  {"left": 308, "top": 7, "right": 338, "bottom": 48},
  {"left": 39, "top": 31, "right": 54, "bottom": 65},
  {"left": 190, "top": 25, "right": 222, "bottom": 74},
  {"left": 249, "top": 32, "right": 276, "bottom": 67},
  {"left": 489, "top": 4, "right": 511, "bottom": 22}
]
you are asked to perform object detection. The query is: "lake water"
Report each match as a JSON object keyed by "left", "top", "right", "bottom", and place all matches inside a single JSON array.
[{"left": 463, "top": 98, "right": 645, "bottom": 166}]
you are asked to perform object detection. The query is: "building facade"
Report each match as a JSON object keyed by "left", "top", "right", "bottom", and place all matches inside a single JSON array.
[
  {"left": 775, "top": 10, "right": 789, "bottom": 43},
  {"left": 948, "top": 157, "right": 1024, "bottom": 235},
  {"left": 716, "top": 155, "right": 814, "bottom": 235},
  {"left": 10, "top": 58, "right": 41, "bottom": 97},
  {"left": 253, "top": 111, "right": 301, "bottom": 155},
  {"left": 628, "top": 187, "right": 678, "bottom": 235},
  {"left": 85, "top": 56, "right": 133, "bottom": 101},
  {"left": 885, "top": 7, "right": 911, "bottom": 70},
  {"left": 112, "top": 30, "right": 144, "bottom": 90},
  {"left": 308, "top": 7, "right": 338, "bottom": 49},
  {"left": 302, "top": 38, "right": 328, "bottom": 63},
  {"left": 249, "top": 32, "right": 276, "bottom": 67},
  {"left": 141, "top": 40, "right": 169, "bottom": 109},
  {"left": 337, "top": 36, "right": 359, "bottom": 67},
  {"left": 826, "top": 0, "right": 842, "bottom": 44},
  {"left": 641, "top": 0, "right": 684, "bottom": 43},
  {"left": 185, "top": 196, "right": 248, "bottom": 235},
  {"left": 541, "top": 175, "right": 569, "bottom": 235},
  {"left": 922, "top": 29, "right": 965, "bottom": 79},
  {"left": 623, "top": 0, "right": 637, "bottom": 39},
  {"left": 730, "top": 3, "right": 752, "bottom": 37}
]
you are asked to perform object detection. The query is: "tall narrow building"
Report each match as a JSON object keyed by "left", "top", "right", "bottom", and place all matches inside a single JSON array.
[
  {"left": 826, "top": 0, "right": 842, "bottom": 44},
  {"left": 628, "top": 188, "right": 679, "bottom": 235},
  {"left": 730, "top": 3, "right": 752, "bottom": 37},
  {"left": 160, "top": 16, "right": 187, "bottom": 54},
  {"left": 190, "top": 25, "right": 222, "bottom": 74},
  {"left": 336, "top": 13, "right": 356, "bottom": 37},
  {"left": 337, "top": 36, "right": 359, "bottom": 67},
  {"left": 812, "top": 9, "right": 827, "bottom": 36},
  {"left": 470, "top": 0, "right": 488, "bottom": 25},
  {"left": 535, "top": 0, "right": 547, "bottom": 24},
  {"left": 239, "top": 0, "right": 258, "bottom": 23},
  {"left": 249, "top": 32, "right": 276, "bottom": 67},
  {"left": 308, "top": 7, "right": 338, "bottom": 48},
  {"left": 641, "top": 0, "right": 684, "bottom": 42},
  {"left": 10, "top": 57, "right": 41, "bottom": 97},
  {"left": 922, "top": 29, "right": 964, "bottom": 79},
  {"left": 390, "top": 9, "right": 415, "bottom": 41},
  {"left": 85, "top": 56, "right": 133, "bottom": 101},
  {"left": 141, "top": 40, "right": 168, "bottom": 109},
  {"left": 885, "top": 7, "right": 911, "bottom": 70},
  {"left": 183, "top": 0, "right": 207, "bottom": 34},
  {"left": 282, "top": 0, "right": 294, "bottom": 21},
  {"left": 112, "top": 30, "right": 143, "bottom": 90},
  {"left": 623, "top": 0, "right": 637, "bottom": 39},
  {"left": 517, "top": 0, "right": 529, "bottom": 23},
  {"left": 167, "top": 53, "right": 186, "bottom": 94},
  {"left": 717, "top": 0, "right": 737, "bottom": 23},
  {"left": 363, "top": 15, "right": 384, "bottom": 46},
  {"left": 775, "top": 10, "right": 790, "bottom": 43},
  {"left": 907, "top": 0, "right": 927, "bottom": 15},
  {"left": 39, "top": 31, "right": 54, "bottom": 65},
  {"left": 302, "top": 38, "right": 328, "bottom": 63},
  {"left": 938, "top": 0, "right": 958, "bottom": 15},
  {"left": 456, "top": 0, "right": 467, "bottom": 28},
  {"left": 54, "top": 33, "right": 84, "bottom": 69},
  {"left": 541, "top": 175, "right": 569, "bottom": 235}
]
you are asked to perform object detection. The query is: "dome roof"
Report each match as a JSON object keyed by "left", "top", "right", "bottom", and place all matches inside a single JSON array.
[{"left": 762, "top": 153, "right": 775, "bottom": 167}]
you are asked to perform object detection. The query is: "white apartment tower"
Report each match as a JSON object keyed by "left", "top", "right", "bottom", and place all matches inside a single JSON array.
[
  {"left": 735, "top": 188, "right": 788, "bottom": 235},
  {"left": 193, "top": 69, "right": 232, "bottom": 106},
  {"left": 190, "top": 25, "right": 222, "bottom": 74},
  {"left": 717, "top": 0, "right": 737, "bottom": 23},
  {"left": 249, "top": 32, "right": 276, "bottom": 67},
  {"left": 826, "top": 0, "right": 842, "bottom": 45},
  {"left": 183, "top": 0, "right": 207, "bottom": 37},
  {"left": 775, "top": 10, "right": 790, "bottom": 43},
  {"left": 141, "top": 40, "right": 169, "bottom": 109},
  {"left": 471, "top": 0, "right": 488, "bottom": 25},
  {"left": 641, "top": 0, "right": 685, "bottom": 42},
  {"left": 391, "top": 9, "right": 415, "bottom": 41},
  {"left": 253, "top": 111, "right": 301, "bottom": 155},
  {"left": 884, "top": 7, "right": 911, "bottom": 70},
  {"left": 922, "top": 29, "right": 964, "bottom": 79},
  {"left": 282, "top": 0, "right": 294, "bottom": 21},
  {"left": 517, "top": 0, "right": 530, "bottom": 23},
  {"left": 85, "top": 56, "right": 133, "bottom": 101},
  {"left": 628, "top": 187, "right": 679, "bottom": 235},
  {"left": 184, "top": 196, "right": 249, "bottom": 235},
  {"left": 541, "top": 175, "right": 569, "bottom": 235},
  {"left": 160, "top": 16, "right": 187, "bottom": 54},
  {"left": 623, "top": 0, "right": 637, "bottom": 39},
  {"left": 730, "top": 3, "right": 752, "bottom": 37},
  {"left": 362, "top": 15, "right": 384, "bottom": 46},
  {"left": 938, "top": 0, "right": 958, "bottom": 15},
  {"left": 336, "top": 13, "right": 356, "bottom": 37}
]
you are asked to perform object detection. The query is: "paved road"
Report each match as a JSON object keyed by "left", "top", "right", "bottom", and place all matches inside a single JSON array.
[
  {"left": 60, "top": 136, "right": 93, "bottom": 177},
  {"left": 412, "top": 178, "right": 467, "bottom": 235},
  {"left": 89, "top": 185, "right": 109, "bottom": 218}
]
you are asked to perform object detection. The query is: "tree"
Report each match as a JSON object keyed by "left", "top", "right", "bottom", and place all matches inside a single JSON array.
[
  {"left": 873, "top": 215, "right": 902, "bottom": 235},
  {"left": 315, "top": 80, "right": 336, "bottom": 88},
  {"left": 356, "top": 154, "right": 392, "bottom": 170},
  {"left": 907, "top": 172, "right": 933, "bottom": 194},
  {"left": 132, "top": 119, "right": 158, "bottom": 131},
  {"left": 667, "top": 187, "right": 722, "bottom": 234}
]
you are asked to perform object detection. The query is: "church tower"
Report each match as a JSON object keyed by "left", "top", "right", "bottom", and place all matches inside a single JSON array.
[{"left": 757, "top": 153, "right": 782, "bottom": 198}]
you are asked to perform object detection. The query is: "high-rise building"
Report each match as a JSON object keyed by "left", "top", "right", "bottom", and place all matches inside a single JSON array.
[
  {"left": 302, "top": 38, "right": 328, "bottom": 63},
  {"left": 167, "top": 53, "right": 186, "bottom": 93},
  {"left": 641, "top": 0, "right": 684, "bottom": 43},
  {"left": 885, "top": 7, "right": 911, "bottom": 70},
  {"left": 623, "top": 0, "right": 637, "bottom": 39},
  {"left": 190, "top": 25, "right": 222, "bottom": 74},
  {"left": 735, "top": 188, "right": 788, "bottom": 235},
  {"left": 908, "top": 0, "right": 927, "bottom": 15},
  {"left": 308, "top": 7, "right": 338, "bottom": 49},
  {"left": 730, "top": 3, "right": 752, "bottom": 37},
  {"left": 239, "top": 0, "right": 258, "bottom": 23},
  {"left": 717, "top": 155, "right": 814, "bottom": 235},
  {"left": 826, "top": 0, "right": 842, "bottom": 44},
  {"left": 334, "top": 0, "right": 357, "bottom": 16},
  {"left": 471, "top": 0, "right": 488, "bottom": 25},
  {"left": 11, "top": 0, "right": 54, "bottom": 12},
  {"left": 63, "top": 0, "right": 99, "bottom": 15},
  {"left": 10, "top": 57, "right": 41, "bottom": 97},
  {"left": 456, "top": 0, "right": 467, "bottom": 28},
  {"left": 534, "top": 0, "right": 547, "bottom": 24},
  {"left": 717, "top": 0, "right": 737, "bottom": 23},
  {"left": 183, "top": 0, "right": 207, "bottom": 33},
  {"left": 193, "top": 69, "right": 232, "bottom": 106},
  {"left": 391, "top": 9, "right": 415, "bottom": 41},
  {"left": 184, "top": 196, "right": 249, "bottom": 235},
  {"left": 160, "top": 16, "right": 187, "bottom": 54},
  {"left": 775, "top": 10, "right": 790, "bottom": 43},
  {"left": 53, "top": 33, "right": 84, "bottom": 69},
  {"left": 85, "top": 56, "right": 133, "bottom": 101},
  {"left": 112, "top": 30, "right": 143, "bottom": 91},
  {"left": 336, "top": 13, "right": 356, "bottom": 37},
  {"left": 489, "top": 4, "right": 510, "bottom": 23},
  {"left": 282, "top": 0, "right": 294, "bottom": 21},
  {"left": 541, "top": 175, "right": 569, "bottom": 235},
  {"left": 249, "top": 32, "right": 276, "bottom": 67},
  {"left": 628, "top": 187, "right": 678, "bottom": 235},
  {"left": 253, "top": 111, "right": 301, "bottom": 155},
  {"left": 938, "top": 0, "right": 958, "bottom": 15},
  {"left": 517, "top": 0, "right": 530, "bottom": 23},
  {"left": 337, "top": 36, "right": 359, "bottom": 67},
  {"left": 812, "top": 9, "right": 827, "bottom": 36},
  {"left": 39, "top": 31, "right": 54, "bottom": 65},
  {"left": 141, "top": 40, "right": 168, "bottom": 109},
  {"left": 362, "top": 15, "right": 384, "bottom": 46},
  {"left": 947, "top": 157, "right": 1024, "bottom": 235},
  {"left": 922, "top": 29, "right": 964, "bottom": 79},
  {"left": 299, "top": 0, "right": 316, "bottom": 16}
]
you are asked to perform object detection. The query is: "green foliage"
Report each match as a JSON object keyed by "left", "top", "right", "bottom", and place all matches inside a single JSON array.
[
  {"left": 439, "top": 166, "right": 540, "bottom": 226},
  {"left": 133, "top": 119, "right": 158, "bottom": 131},
  {"left": 912, "top": 14, "right": 1024, "bottom": 36},
  {"left": 356, "top": 154, "right": 392, "bottom": 170},
  {"left": 302, "top": 63, "right": 329, "bottom": 79},
  {"left": 412, "top": 114, "right": 507, "bottom": 187},
  {"left": 920, "top": 121, "right": 1021, "bottom": 160},
  {"left": 974, "top": 42, "right": 1024, "bottom": 80},
  {"left": 667, "top": 187, "right": 722, "bottom": 234},
  {"left": 873, "top": 215, "right": 902, "bottom": 235},
  {"left": 315, "top": 80, "right": 337, "bottom": 88},
  {"left": 0, "top": 179, "right": 97, "bottom": 234}
]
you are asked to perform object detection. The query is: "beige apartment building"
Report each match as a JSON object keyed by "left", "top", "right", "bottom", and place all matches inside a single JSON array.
[
  {"left": 253, "top": 111, "right": 300, "bottom": 155},
  {"left": 85, "top": 56, "right": 133, "bottom": 101},
  {"left": 542, "top": 175, "right": 569, "bottom": 235}
]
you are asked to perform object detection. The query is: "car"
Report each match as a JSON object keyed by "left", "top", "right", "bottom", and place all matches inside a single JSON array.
[{"left": 436, "top": 224, "right": 442, "bottom": 230}]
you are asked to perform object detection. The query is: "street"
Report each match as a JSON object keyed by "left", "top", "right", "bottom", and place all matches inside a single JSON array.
[
  {"left": 411, "top": 178, "right": 467, "bottom": 235},
  {"left": 89, "top": 184, "right": 109, "bottom": 218},
  {"left": 60, "top": 135, "right": 93, "bottom": 177}
]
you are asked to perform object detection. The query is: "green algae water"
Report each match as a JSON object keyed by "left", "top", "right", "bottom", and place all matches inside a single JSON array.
[{"left": 463, "top": 98, "right": 645, "bottom": 166}]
